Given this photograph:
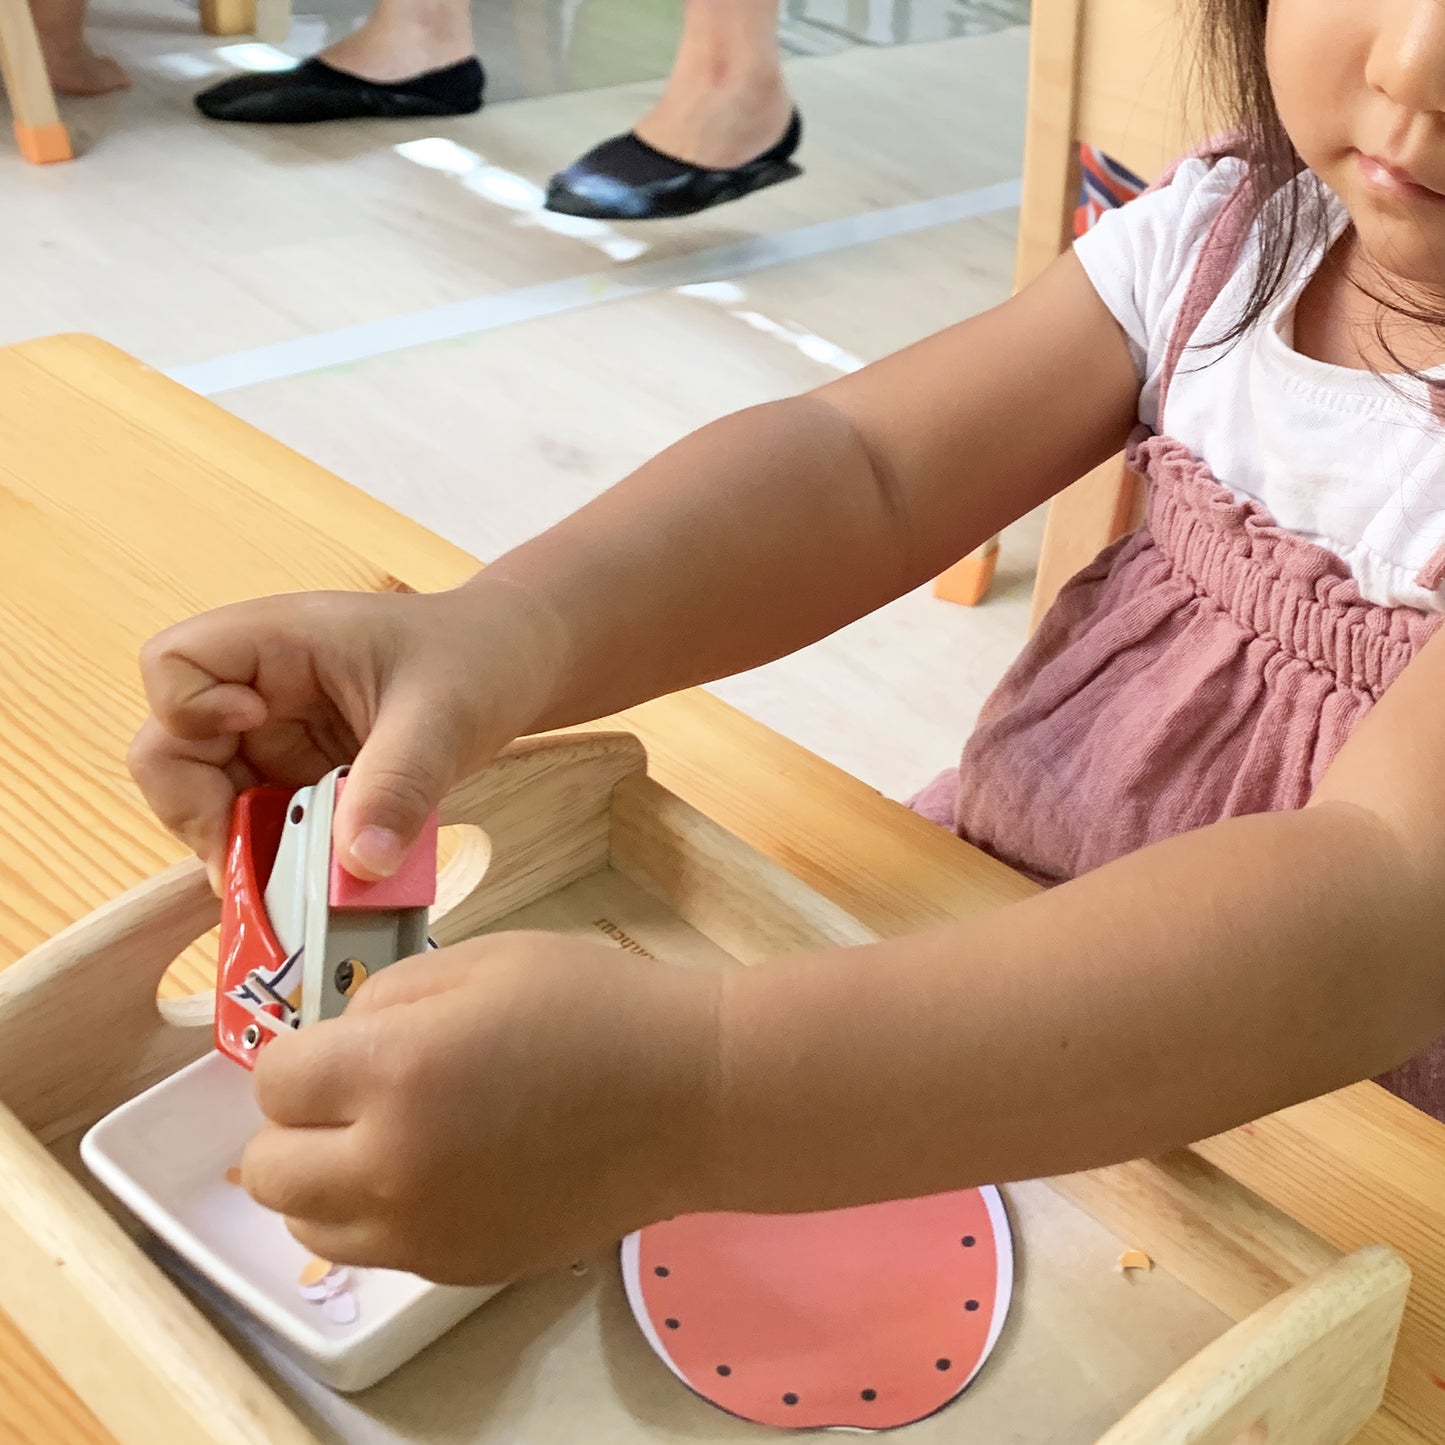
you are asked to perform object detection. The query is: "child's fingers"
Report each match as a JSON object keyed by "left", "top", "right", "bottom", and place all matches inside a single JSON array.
[
  {"left": 126, "top": 716, "right": 241, "bottom": 872},
  {"left": 140, "top": 623, "right": 270, "bottom": 741},
  {"left": 173, "top": 681, "right": 268, "bottom": 740},
  {"left": 241, "top": 1122, "right": 372, "bottom": 1226},
  {"left": 333, "top": 682, "right": 470, "bottom": 880},
  {"left": 345, "top": 945, "right": 482, "bottom": 1016},
  {"left": 251, "top": 1018, "right": 372, "bottom": 1127},
  {"left": 283, "top": 1217, "right": 398, "bottom": 1274}
]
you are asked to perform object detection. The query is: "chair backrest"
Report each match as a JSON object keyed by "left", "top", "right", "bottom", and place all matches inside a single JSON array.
[{"left": 1022, "top": 0, "right": 1209, "bottom": 627}]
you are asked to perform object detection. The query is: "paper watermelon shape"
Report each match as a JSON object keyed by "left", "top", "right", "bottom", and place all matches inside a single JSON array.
[{"left": 621, "top": 1187, "right": 1012, "bottom": 1431}]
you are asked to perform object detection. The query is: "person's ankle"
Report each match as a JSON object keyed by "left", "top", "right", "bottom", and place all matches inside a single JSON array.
[
  {"left": 323, "top": 12, "right": 473, "bottom": 80},
  {"left": 666, "top": 50, "right": 786, "bottom": 101},
  {"left": 634, "top": 82, "right": 793, "bottom": 169}
]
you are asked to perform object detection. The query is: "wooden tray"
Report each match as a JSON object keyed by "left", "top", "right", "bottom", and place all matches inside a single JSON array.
[{"left": 0, "top": 733, "right": 1410, "bottom": 1445}]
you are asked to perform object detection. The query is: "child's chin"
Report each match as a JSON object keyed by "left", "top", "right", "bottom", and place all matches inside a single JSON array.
[{"left": 1348, "top": 206, "right": 1445, "bottom": 294}]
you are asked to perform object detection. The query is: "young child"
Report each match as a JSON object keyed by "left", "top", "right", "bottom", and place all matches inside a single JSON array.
[{"left": 131, "top": 0, "right": 1445, "bottom": 1288}]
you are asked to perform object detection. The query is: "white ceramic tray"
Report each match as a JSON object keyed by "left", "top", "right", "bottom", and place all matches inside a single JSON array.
[{"left": 82, "top": 1050, "right": 499, "bottom": 1392}]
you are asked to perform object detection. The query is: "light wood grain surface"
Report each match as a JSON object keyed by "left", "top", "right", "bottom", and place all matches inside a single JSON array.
[{"left": 2, "top": 333, "right": 1445, "bottom": 1443}]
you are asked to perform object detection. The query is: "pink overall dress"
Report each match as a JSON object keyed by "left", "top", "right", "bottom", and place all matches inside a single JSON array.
[{"left": 913, "top": 162, "right": 1445, "bottom": 1119}]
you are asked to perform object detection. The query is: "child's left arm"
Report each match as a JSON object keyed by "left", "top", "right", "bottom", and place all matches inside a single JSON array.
[{"left": 241, "top": 631, "right": 1445, "bottom": 1285}]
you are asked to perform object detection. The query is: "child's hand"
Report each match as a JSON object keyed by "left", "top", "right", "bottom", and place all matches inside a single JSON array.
[
  {"left": 239, "top": 934, "right": 722, "bottom": 1285},
  {"left": 128, "top": 587, "right": 552, "bottom": 889}
]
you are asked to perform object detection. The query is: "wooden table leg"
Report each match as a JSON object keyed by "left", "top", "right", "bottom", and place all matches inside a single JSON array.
[{"left": 0, "top": 0, "right": 73, "bottom": 164}]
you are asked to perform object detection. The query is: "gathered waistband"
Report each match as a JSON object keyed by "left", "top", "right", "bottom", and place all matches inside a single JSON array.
[{"left": 1129, "top": 430, "right": 1440, "bottom": 698}]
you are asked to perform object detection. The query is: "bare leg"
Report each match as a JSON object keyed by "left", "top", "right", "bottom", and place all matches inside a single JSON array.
[
  {"left": 634, "top": 0, "right": 792, "bottom": 169},
  {"left": 318, "top": 0, "right": 472, "bottom": 82},
  {"left": 27, "top": 0, "right": 129, "bottom": 95}
]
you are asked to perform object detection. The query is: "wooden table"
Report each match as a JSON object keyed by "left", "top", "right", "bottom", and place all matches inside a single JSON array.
[{"left": 2, "top": 333, "right": 1444, "bottom": 1445}]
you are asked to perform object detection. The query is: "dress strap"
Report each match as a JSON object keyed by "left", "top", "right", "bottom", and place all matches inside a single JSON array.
[
  {"left": 1155, "top": 157, "right": 1260, "bottom": 425},
  {"left": 1137, "top": 134, "right": 1243, "bottom": 199},
  {"left": 1416, "top": 394, "right": 1445, "bottom": 591}
]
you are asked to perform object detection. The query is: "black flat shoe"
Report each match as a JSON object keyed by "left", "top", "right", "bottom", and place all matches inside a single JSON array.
[
  {"left": 195, "top": 56, "right": 484, "bottom": 124},
  {"left": 545, "top": 110, "right": 802, "bottom": 221}
]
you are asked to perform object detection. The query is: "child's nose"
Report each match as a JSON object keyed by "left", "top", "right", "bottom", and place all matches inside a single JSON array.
[{"left": 1366, "top": 0, "right": 1445, "bottom": 117}]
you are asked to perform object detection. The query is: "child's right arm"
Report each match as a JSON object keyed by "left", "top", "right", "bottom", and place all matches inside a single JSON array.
[
  {"left": 131, "top": 252, "right": 1139, "bottom": 879},
  {"left": 483, "top": 250, "right": 1139, "bottom": 731}
]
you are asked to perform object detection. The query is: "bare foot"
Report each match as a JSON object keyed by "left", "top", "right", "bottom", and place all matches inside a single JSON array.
[
  {"left": 634, "top": 70, "right": 793, "bottom": 170},
  {"left": 43, "top": 42, "right": 130, "bottom": 95}
]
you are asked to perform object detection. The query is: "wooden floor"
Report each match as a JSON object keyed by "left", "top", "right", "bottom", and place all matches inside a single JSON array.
[{"left": 0, "top": 3, "right": 1036, "bottom": 802}]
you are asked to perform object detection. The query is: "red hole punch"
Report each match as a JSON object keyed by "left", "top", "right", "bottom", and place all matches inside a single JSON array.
[
  {"left": 215, "top": 768, "right": 438, "bottom": 1070},
  {"left": 215, "top": 786, "right": 297, "bottom": 1070}
]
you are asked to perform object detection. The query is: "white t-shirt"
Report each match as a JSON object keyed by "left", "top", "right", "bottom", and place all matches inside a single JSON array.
[{"left": 1074, "top": 155, "right": 1445, "bottom": 611}]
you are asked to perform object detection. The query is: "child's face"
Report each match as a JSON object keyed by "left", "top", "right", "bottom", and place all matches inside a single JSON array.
[{"left": 1270, "top": 0, "right": 1445, "bottom": 288}]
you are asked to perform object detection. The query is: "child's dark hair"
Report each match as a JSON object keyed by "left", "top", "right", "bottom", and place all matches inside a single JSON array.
[
  {"left": 1195, "top": 0, "right": 1315, "bottom": 349},
  {"left": 1197, "top": 0, "right": 1442, "bottom": 373}
]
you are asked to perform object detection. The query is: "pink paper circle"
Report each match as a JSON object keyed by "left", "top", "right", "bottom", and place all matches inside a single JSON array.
[{"left": 622, "top": 1187, "right": 1012, "bottom": 1431}]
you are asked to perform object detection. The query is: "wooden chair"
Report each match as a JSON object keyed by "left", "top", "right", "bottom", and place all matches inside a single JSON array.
[
  {"left": 934, "top": 0, "right": 1206, "bottom": 627},
  {"left": 0, "top": 0, "right": 71, "bottom": 163},
  {"left": 0, "top": 0, "right": 289, "bottom": 165},
  {"left": 200, "top": 0, "right": 292, "bottom": 44}
]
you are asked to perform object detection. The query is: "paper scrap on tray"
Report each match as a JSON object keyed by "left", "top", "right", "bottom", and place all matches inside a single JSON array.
[
  {"left": 298, "top": 1259, "right": 362, "bottom": 1326},
  {"left": 299, "top": 1255, "right": 334, "bottom": 1287}
]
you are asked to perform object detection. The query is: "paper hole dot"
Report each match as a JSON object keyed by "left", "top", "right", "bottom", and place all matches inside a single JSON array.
[
  {"left": 861, "top": 1389, "right": 877, "bottom": 1402},
  {"left": 665, "top": 1318, "right": 680, "bottom": 1330},
  {"left": 783, "top": 1393, "right": 798, "bottom": 1406},
  {"left": 961, "top": 1235, "right": 976, "bottom": 1247},
  {"left": 290, "top": 805, "right": 304, "bottom": 824},
  {"left": 716, "top": 1365, "right": 731, "bottom": 1377},
  {"left": 654, "top": 1266, "right": 669, "bottom": 1277},
  {"left": 936, "top": 1359, "right": 952, "bottom": 1372},
  {"left": 965, "top": 1299, "right": 980, "bottom": 1311}
]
